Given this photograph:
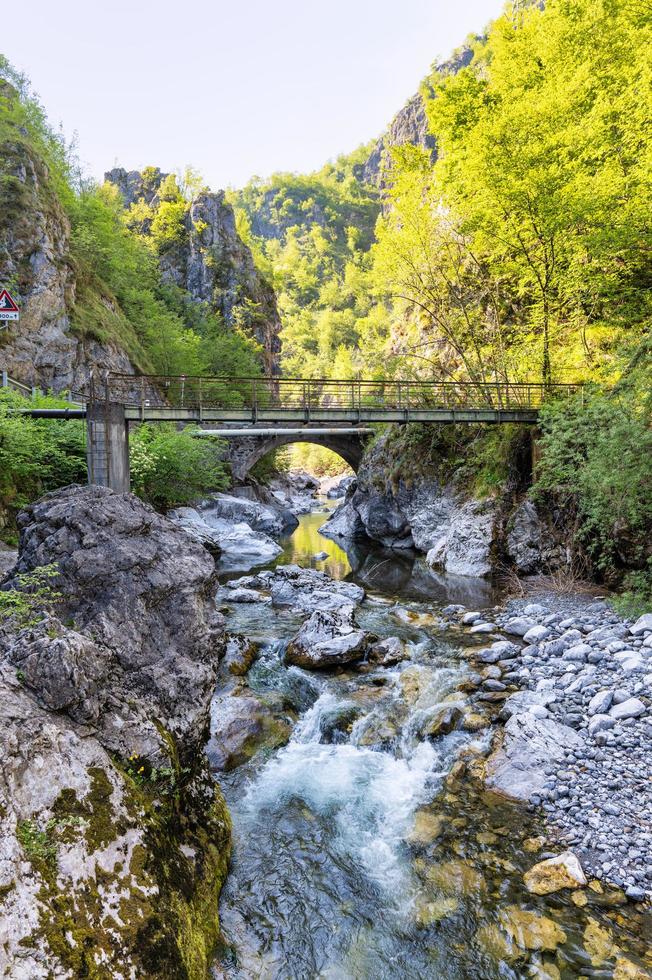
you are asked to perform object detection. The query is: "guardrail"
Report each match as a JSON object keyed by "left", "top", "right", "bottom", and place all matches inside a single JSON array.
[
  {"left": 1, "top": 370, "right": 87, "bottom": 407},
  {"left": 93, "top": 374, "right": 582, "bottom": 415}
]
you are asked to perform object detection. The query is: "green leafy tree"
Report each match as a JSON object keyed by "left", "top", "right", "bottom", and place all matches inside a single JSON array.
[{"left": 129, "top": 424, "right": 229, "bottom": 511}]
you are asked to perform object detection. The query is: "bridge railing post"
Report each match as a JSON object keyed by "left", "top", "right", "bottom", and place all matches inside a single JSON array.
[{"left": 252, "top": 379, "right": 258, "bottom": 423}]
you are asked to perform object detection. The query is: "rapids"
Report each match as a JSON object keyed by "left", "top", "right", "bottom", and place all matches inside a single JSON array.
[{"left": 212, "top": 505, "right": 651, "bottom": 980}]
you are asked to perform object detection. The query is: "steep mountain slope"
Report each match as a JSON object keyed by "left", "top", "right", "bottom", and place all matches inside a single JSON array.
[
  {"left": 105, "top": 167, "right": 281, "bottom": 374},
  {"left": 0, "top": 80, "right": 142, "bottom": 391},
  {"left": 362, "top": 42, "right": 477, "bottom": 190},
  {"left": 0, "top": 67, "right": 281, "bottom": 392}
]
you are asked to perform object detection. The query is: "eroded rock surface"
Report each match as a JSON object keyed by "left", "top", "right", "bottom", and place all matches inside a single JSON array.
[
  {"left": 285, "top": 605, "right": 369, "bottom": 669},
  {"left": 0, "top": 486, "right": 230, "bottom": 977},
  {"left": 320, "top": 431, "right": 560, "bottom": 578},
  {"left": 484, "top": 713, "right": 584, "bottom": 802}
]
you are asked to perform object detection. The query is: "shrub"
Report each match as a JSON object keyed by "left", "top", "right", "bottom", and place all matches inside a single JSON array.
[
  {"left": 534, "top": 391, "right": 652, "bottom": 600},
  {"left": 129, "top": 424, "right": 229, "bottom": 511},
  {"left": 0, "top": 389, "right": 86, "bottom": 532},
  {"left": 0, "top": 563, "right": 61, "bottom": 628}
]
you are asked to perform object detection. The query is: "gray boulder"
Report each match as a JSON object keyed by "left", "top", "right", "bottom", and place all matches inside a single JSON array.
[
  {"left": 504, "top": 617, "right": 536, "bottom": 637},
  {"left": 500, "top": 689, "right": 556, "bottom": 720},
  {"left": 285, "top": 605, "right": 369, "bottom": 669},
  {"left": 484, "top": 713, "right": 584, "bottom": 802},
  {"left": 630, "top": 613, "right": 652, "bottom": 636},
  {"left": 319, "top": 498, "right": 367, "bottom": 540},
  {"left": 0, "top": 486, "right": 231, "bottom": 976},
  {"left": 168, "top": 506, "right": 282, "bottom": 565},
  {"left": 241, "top": 565, "right": 364, "bottom": 614},
  {"left": 609, "top": 697, "right": 646, "bottom": 720},
  {"left": 199, "top": 492, "right": 289, "bottom": 537},
  {"left": 505, "top": 500, "right": 553, "bottom": 575},
  {"left": 588, "top": 690, "right": 613, "bottom": 715},
  {"left": 367, "top": 636, "right": 406, "bottom": 666},
  {"left": 8, "top": 485, "right": 225, "bottom": 759}
]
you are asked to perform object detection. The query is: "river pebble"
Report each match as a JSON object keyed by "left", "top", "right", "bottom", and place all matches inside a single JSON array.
[{"left": 458, "top": 596, "right": 652, "bottom": 901}]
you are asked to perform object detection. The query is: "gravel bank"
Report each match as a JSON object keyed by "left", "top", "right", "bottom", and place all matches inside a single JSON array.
[{"left": 457, "top": 593, "right": 652, "bottom": 902}]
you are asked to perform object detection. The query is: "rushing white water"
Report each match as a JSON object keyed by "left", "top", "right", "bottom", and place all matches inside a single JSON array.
[
  {"left": 242, "top": 735, "right": 443, "bottom": 898},
  {"left": 215, "top": 508, "right": 651, "bottom": 980}
]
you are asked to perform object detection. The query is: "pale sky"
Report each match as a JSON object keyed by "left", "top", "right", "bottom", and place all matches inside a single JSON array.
[{"left": 6, "top": 0, "right": 503, "bottom": 190}]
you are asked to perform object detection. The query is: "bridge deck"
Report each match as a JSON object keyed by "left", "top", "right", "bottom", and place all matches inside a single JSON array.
[
  {"left": 106, "top": 374, "right": 580, "bottom": 426},
  {"left": 4, "top": 371, "right": 582, "bottom": 426},
  {"left": 122, "top": 406, "right": 541, "bottom": 424}
]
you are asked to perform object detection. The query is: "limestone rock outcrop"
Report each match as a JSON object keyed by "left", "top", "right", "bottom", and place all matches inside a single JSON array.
[
  {"left": 0, "top": 84, "right": 139, "bottom": 392},
  {"left": 320, "top": 431, "right": 560, "bottom": 578},
  {"left": 0, "top": 485, "right": 231, "bottom": 977},
  {"left": 361, "top": 44, "right": 476, "bottom": 192},
  {"left": 105, "top": 167, "right": 282, "bottom": 373}
]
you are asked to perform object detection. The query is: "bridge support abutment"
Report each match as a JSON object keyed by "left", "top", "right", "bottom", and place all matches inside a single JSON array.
[{"left": 86, "top": 402, "right": 130, "bottom": 492}]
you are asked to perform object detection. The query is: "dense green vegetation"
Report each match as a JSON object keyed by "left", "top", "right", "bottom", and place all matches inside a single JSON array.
[
  {"left": 0, "top": 57, "right": 263, "bottom": 379},
  {"left": 0, "top": 389, "right": 86, "bottom": 541},
  {"left": 231, "top": 147, "right": 388, "bottom": 380},
  {"left": 535, "top": 392, "right": 652, "bottom": 608},
  {"left": 0, "top": 388, "right": 228, "bottom": 534},
  {"left": 130, "top": 424, "right": 228, "bottom": 511}
]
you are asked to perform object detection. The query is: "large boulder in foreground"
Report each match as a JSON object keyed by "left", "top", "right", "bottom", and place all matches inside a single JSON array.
[
  {"left": 8, "top": 485, "right": 226, "bottom": 759},
  {"left": 0, "top": 487, "right": 231, "bottom": 977},
  {"left": 285, "top": 605, "right": 369, "bottom": 669}
]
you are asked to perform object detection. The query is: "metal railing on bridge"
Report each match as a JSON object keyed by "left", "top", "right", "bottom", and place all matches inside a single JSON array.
[{"left": 92, "top": 374, "right": 582, "bottom": 417}]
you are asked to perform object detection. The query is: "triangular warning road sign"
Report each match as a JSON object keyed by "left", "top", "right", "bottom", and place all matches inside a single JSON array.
[
  {"left": 0, "top": 289, "right": 19, "bottom": 312},
  {"left": 0, "top": 288, "right": 19, "bottom": 322}
]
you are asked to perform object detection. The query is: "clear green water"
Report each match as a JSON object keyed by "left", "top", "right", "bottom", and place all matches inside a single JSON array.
[{"left": 213, "top": 508, "right": 651, "bottom": 980}]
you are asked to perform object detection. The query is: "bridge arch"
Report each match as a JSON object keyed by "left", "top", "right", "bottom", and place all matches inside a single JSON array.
[{"left": 225, "top": 431, "right": 369, "bottom": 483}]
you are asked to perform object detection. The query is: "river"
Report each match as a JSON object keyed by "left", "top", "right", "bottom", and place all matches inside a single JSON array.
[{"left": 212, "top": 505, "right": 650, "bottom": 979}]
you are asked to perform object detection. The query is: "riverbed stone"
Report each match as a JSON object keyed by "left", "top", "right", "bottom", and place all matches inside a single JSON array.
[
  {"left": 503, "top": 617, "right": 535, "bottom": 637},
  {"left": 422, "top": 705, "right": 463, "bottom": 738},
  {"left": 484, "top": 713, "right": 584, "bottom": 802},
  {"left": 588, "top": 714, "right": 616, "bottom": 737},
  {"left": 424, "top": 859, "right": 486, "bottom": 897},
  {"left": 408, "top": 810, "right": 445, "bottom": 844},
  {"left": 630, "top": 614, "right": 652, "bottom": 636},
  {"left": 499, "top": 907, "right": 567, "bottom": 952},
  {"left": 609, "top": 697, "right": 646, "bottom": 720},
  {"left": 414, "top": 897, "right": 459, "bottom": 927},
  {"left": 613, "top": 957, "right": 651, "bottom": 979},
  {"left": 524, "top": 851, "right": 587, "bottom": 895},
  {"left": 285, "top": 606, "right": 368, "bottom": 669},
  {"left": 588, "top": 690, "right": 613, "bottom": 715},
  {"left": 367, "top": 636, "right": 406, "bottom": 666},
  {"left": 583, "top": 918, "right": 618, "bottom": 967},
  {"left": 523, "top": 624, "right": 550, "bottom": 644}
]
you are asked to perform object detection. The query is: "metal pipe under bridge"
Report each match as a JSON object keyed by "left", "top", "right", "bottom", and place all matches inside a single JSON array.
[{"left": 4, "top": 371, "right": 583, "bottom": 493}]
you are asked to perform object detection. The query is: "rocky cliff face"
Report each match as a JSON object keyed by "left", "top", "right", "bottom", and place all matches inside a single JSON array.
[
  {"left": 106, "top": 167, "right": 282, "bottom": 373},
  {"left": 0, "top": 486, "right": 230, "bottom": 978},
  {"left": 361, "top": 43, "right": 476, "bottom": 192},
  {"left": 321, "top": 430, "right": 564, "bottom": 578},
  {"left": 0, "top": 87, "right": 138, "bottom": 392}
]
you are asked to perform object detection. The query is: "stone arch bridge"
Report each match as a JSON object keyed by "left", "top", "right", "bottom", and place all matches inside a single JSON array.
[
  {"left": 220, "top": 428, "right": 369, "bottom": 482},
  {"left": 4, "top": 371, "right": 582, "bottom": 492}
]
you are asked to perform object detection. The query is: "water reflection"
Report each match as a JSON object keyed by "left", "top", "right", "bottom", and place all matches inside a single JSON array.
[
  {"left": 276, "top": 504, "right": 499, "bottom": 609},
  {"left": 276, "top": 505, "right": 352, "bottom": 580}
]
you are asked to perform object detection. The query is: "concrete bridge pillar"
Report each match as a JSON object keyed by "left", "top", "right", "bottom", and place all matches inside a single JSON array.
[{"left": 86, "top": 402, "right": 130, "bottom": 492}]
